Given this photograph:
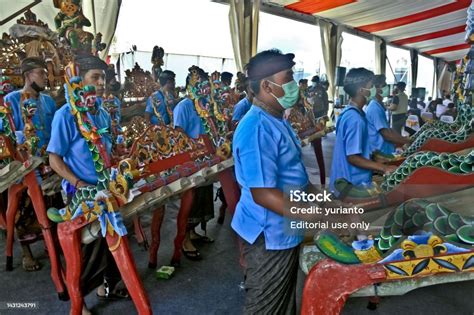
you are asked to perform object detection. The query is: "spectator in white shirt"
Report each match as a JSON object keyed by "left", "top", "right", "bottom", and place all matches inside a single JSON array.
[
  {"left": 442, "top": 94, "right": 452, "bottom": 106},
  {"left": 437, "top": 94, "right": 451, "bottom": 117}
]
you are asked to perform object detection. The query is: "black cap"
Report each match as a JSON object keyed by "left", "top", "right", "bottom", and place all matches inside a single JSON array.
[
  {"left": 21, "top": 57, "right": 47, "bottom": 74},
  {"left": 396, "top": 81, "right": 407, "bottom": 90},
  {"left": 247, "top": 53, "right": 295, "bottom": 81},
  {"left": 221, "top": 72, "right": 233, "bottom": 82},
  {"left": 75, "top": 55, "right": 108, "bottom": 73}
]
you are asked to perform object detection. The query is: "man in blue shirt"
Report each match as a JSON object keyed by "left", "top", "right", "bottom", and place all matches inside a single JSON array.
[
  {"left": 365, "top": 75, "right": 410, "bottom": 155},
  {"left": 99, "top": 65, "right": 122, "bottom": 124},
  {"left": 232, "top": 49, "right": 319, "bottom": 314},
  {"left": 5, "top": 57, "right": 57, "bottom": 150},
  {"left": 329, "top": 68, "right": 397, "bottom": 195},
  {"left": 172, "top": 67, "right": 212, "bottom": 263},
  {"left": 231, "top": 76, "right": 253, "bottom": 129},
  {"left": 3, "top": 57, "right": 57, "bottom": 272},
  {"left": 47, "top": 55, "right": 127, "bottom": 313},
  {"left": 145, "top": 70, "right": 177, "bottom": 125}
]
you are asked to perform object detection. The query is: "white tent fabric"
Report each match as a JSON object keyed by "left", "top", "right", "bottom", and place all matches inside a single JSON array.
[
  {"left": 82, "top": 0, "right": 121, "bottom": 58},
  {"left": 437, "top": 63, "right": 454, "bottom": 96},
  {"left": 299, "top": 1, "right": 451, "bottom": 26},
  {"left": 319, "top": 19, "right": 343, "bottom": 112},
  {"left": 228, "top": 0, "right": 260, "bottom": 72},
  {"left": 0, "top": 0, "right": 121, "bottom": 59},
  {"left": 267, "top": 0, "right": 470, "bottom": 61}
]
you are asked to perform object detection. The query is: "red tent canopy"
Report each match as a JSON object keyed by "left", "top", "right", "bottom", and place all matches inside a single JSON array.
[{"left": 268, "top": 0, "right": 470, "bottom": 61}]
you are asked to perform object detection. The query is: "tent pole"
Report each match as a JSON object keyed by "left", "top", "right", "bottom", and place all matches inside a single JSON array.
[{"left": 91, "top": 0, "right": 97, "bottom": 36}]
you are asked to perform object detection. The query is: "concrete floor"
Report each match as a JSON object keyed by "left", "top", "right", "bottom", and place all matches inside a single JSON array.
[{"left": 0, "top": 132, "right": 472, "bottom": 314}]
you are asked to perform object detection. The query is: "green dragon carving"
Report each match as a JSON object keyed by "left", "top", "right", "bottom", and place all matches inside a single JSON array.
[
  {"left": 315, "top": 198, "right": 474, "bottom": 265},
  {"left": 402, "top": 103, "right": 473, "bottom": 157},
  {"left": 335, "top": 150, "right": 473, "bottom": 197}
]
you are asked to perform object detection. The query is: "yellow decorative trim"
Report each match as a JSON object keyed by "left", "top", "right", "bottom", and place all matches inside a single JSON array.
[
  {"left": 108, "top": 236, "right": 122, "bottom": 252},
  {"left": 354, "top": 247, "right": 382, "bottom": 263},
  {"left": 385, "top": 253, "right": 474, "bottom": 280}
]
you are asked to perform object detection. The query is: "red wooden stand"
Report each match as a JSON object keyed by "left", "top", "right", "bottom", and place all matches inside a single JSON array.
[
  {"left": 344, "top": 167, "right": 474, "bottom": 211},
  {"left": 301, "top": 259, "right": 386, "bottom": 315},
  {"left": 57, "top": 219, "right": 152, "bottom": 315},
  {"left": 5, "top": 171, "right": 67, "bottom": 300},
  {"left": 0, "top": 193, "right": 6, "bottom": 230},
  {"left": 418, "top": 134, "right": 474, "bottom": 153}
]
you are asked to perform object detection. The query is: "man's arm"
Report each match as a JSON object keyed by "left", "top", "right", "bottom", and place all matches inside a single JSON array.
[
  {"left": 49, "top": 153, "right": 89, "bottom": 188},
  {"left": 347, "top": 154, "right": 397, "bottom": 174},
  {"left": 389, "top": 96, "right": 399, "bottom": 111},
  {"left": 251, "top": 188, "right": 330, "bottom": 222},
  {"left": 380, "top": 128, "right": 411, "bottom": 145}
]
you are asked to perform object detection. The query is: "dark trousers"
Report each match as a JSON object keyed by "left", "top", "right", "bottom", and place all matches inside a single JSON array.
[{"left": 241, "top": 235, "right": 300, "bottom": 315}]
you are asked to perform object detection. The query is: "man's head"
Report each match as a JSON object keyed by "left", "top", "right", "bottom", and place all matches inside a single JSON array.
[
  {"left": 246, "top": 49, "right": 297, "bottom": 111},
  {"left": 445, "top": 94, "right": 451, "bottom": 100},
  {"left": 299, "top": 79, "right": 308, "bottom": 89},
  {"left": 396, "top": 81, "right": 406, "bottom": 92},
  {"left": 372, "top": 74, "right": 387, "bottom": 100},
  {"left": 76, "top": 55, "right": 108, "bottom": 97},
  {"left": 159, "top": 70, "right": 176, "bottom": 91},
  {"left": 343, "top": 67, "right": 374, "bottom": 106},
  {"left": 221, "top": 72, "right": 233, "bottom": 87},
  {"left": 21, "top": 57, "right": 48, "bottom": 93}
]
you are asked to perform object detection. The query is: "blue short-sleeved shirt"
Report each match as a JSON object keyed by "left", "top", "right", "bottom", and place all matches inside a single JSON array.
[
  {"left": 47, "top": 103, "right": 112, "bottom": 191},
  {"left": 173, "top": 98, "right": 205, "bottom": 138},
  {"left": 365, "top": 99, "right": 395, "bottom": 155},
  {"left": 231, "top": 106, "right": 309, "bottom": 250},
  {"left": 146, "top": 90, "right": 170, "bottom": 125},
  {"left": 232, "top": 97, "right": 252, "bottom": 122},
  {"left": 5, "top": 90, "right": 57, "bottom": 148},
  {"left": 329, "top": 105, "right": 372, "bottom": 193}
]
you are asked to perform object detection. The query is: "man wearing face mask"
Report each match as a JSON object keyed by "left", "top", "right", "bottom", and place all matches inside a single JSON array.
[
  {"left": 329, "top": 68, "right": 398, "bottom": 195},
  {"left": 6, "top": 57, "right": 57, "bottom": 150},
  {"left": 365, "top": 75, "right": 411, "bottom": 155},
  {"left": 4, "top": 57, "right": 58, "bottom": 272},
  {"left": 232, "top": 49, "right": 308, "bottom": 314}
]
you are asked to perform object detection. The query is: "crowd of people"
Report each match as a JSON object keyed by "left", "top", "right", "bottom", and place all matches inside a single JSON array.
[{"left": 2, "top": 47, "right": 448, "bottom": 314}]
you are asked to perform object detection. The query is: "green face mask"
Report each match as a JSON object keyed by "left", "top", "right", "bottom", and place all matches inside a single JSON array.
[
  {"left": 370, "top": 87, "right": 377, "bottom": 98},
  {"left": 370, "top": 86, "right": 390, "bottom": 99},
  {"left": 268, "top": 80, "right": 299, "bottom": 109}
]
